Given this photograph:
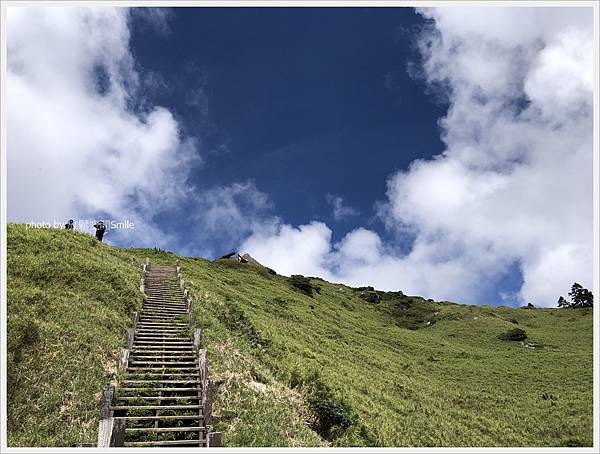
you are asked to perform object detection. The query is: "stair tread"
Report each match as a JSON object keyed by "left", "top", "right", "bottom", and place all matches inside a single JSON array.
[
  {"left": 124, "top": 380, "right": 200, "bottom": 383},
  {"left": 127, "top": 367, "right": 200, "bottom": 371},
  {"left": 120, "top": 387, "right": 199, "bottom": 392},
  {"left": 115, "top": 415, "right": 203, "bottom": 421},
  {"left": 125, "top": 439, "right": 206, "bottom": 447},
  {"left": 117, "top": 396, "right": 200, "bottom": 401},
  {"left": 125, "top": 426, "right": 205, "bottom": 433},
  {"left": 110, "top": 404, "right": 202, "bottom": 410}
]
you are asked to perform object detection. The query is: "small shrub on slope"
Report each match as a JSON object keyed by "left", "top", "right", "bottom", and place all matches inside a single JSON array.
[
  {"left": 498, "top": 328, "right": 527, "bottom": 341},
  {"left": 288, "top": 275, "right": 315, "bottom": 297}
]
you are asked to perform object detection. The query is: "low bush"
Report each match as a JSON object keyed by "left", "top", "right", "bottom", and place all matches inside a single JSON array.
[
  {"left": 289, "top": 370, "right": 354, "bottom": 440},
  {"left": 358, "top": 291, "right": 380, "bottom": 304},
  {"left": 304, "top": 371, "right": 354, "bottom": 440},
  {"left": 288, "top": 275, "right": 314, "bottom": 296},
  {"left": 353, "top": 286, "right": 374, "bottom": 292},
  {"left": 269, "top": 297, "right": 287, "bottom": 306},
  {"left": 498, "top": 328, "right": 527, "bottom": 341}
]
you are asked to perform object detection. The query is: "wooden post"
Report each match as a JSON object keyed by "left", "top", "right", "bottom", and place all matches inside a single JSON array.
[
  {"left": 97, "top": 418, "right": 126, "bottom": 447},
  {"left": 99, "top": 384, "right": 115, "bottom": 419},
  {"left": 97, "top": 384, "right": 115, "bottom": 447},
  {"left": 208, "top": 431, "right": 222, "bottom": 447},
  {"left": 198, "top": 349, "right": 213, "bottom": 428},
  {"left": 126, "top": 328, "right": 134, "bottom": 349},
  {"left": 193, "top": 328, "right": 202, "bottom": 351},
  {"left": 97, "top": 418, "right": 113, "bottom": 447},
  {"left": 119, "top": 348, "right": 129, "bottom": 370},
  {"left": 132, "top": 311, "right": 139, "bottom": 329},
  {"left": 111, "top": 418, "right": 126, "bottom": 446},
  {"left": 203, "top": 379, "right": 213, "bottom": 427},
  {"left": 199, "top": 349, "right": 207, "bottom": 385}
]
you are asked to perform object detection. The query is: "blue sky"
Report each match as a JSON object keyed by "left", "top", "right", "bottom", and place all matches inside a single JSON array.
[
  {"left": 128, "top": 8, "right": 446, "bottom": 244},
  {"left": 7, "top": 6, "right": 594, "bottom": 307}
]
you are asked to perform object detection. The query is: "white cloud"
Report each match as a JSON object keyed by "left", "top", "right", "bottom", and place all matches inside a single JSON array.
[
  {"left": 188, "top": 181, "right": 275, "bottom": 256},
  {"left": 240, "top": 222, "right": 333, "bottom": 277},
  {"left": 326, "top": 194, "right": 359, "bottom": 221},
  {"left": 240, "top": 7, "right": 594, "bottom": 307},
  {"left": 130, "top": 7, "right": 173, "bottom": 37},
  {"left": 7, "top": 7, "right": 199, "bottom": 246}
]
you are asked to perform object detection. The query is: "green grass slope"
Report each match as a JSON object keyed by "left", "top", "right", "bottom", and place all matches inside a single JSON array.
[{"left": 7, "top": 224, "right": 593, "bottom": 447}]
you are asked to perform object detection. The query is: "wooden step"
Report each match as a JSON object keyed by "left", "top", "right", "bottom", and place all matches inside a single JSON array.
[
  {"left": 115, "top": 415, "right": 203, "bottom": 421},
  {"left": 137, "top": 322, "right": 187, "bottom": 326},
  {"left": 141, "top": 308, "right": 187, "bottom": 313},
  {"left": 124, "top": 372, "right": 199, "bottom": 377},
  {"left": 125, "top": 439, "right": 206, "bottom": 447},
  {"left": 131, "top": 352, "right": 195, "bottom": 357},
  {"left": 133, "top": 338, "right": 191, "bottom": 343},
  {"left": 144, "top": 294, "right": 183, "bottom": 297},
  {"left": 136, "top": 323, "right": 188, "bottom": 327},
  {"left": 123, "top": 380, "right": 200, "bottom": 384},
  {"left": 135, "top": 330, "right": 188, "bottom": 334},
  {"left": 110, "top": 405, "right": 202, "bottom": 411},
  {"left": 144, "top": 296, "right": 183, "bottom": 299},
  {"left": 130, "top": 357, "right": 196, "bottom": 362},
  {"left": 129, "top": 361, "right": 196, "bottom": 369},
  {"left": 136, "top": 322, "right": 187, "bottom": 327},
  {"left": 125, "top": 426, "right": 205, "bottom": 433},
  {"left": 135, "top": 328, "right": 189, "bottom": 332},
  {"left": 116, "top": 396, "right": 200, "bottom": 401},
  {"left": 120, "top": 387, "right": 199, "bottom": 392},
  {"left": 140, "top": 313, "right": 186, "bottom": 318},
  {"left": 124, "top": 375, "right": 199, "bottom": 380},
  {"left": 143, "top": 303, "right": 187, "bottom": 308},
  {"left": 133, "top": 340, "right": 192, "bottom": 344},
  {"left": 143, "top": 302, "right": 186, "bottom": 306},
  {"left": 133, "top": 341, "right": 193, "bottom": 350},
  {"left": 126, "top": 367, "right": 200, "bottom": 372},
  {"left": 139, "top": 313, "right": 186, "bottom": 317},
  {"left": 133, "top": 342, "right": 193, "bottom": 345},
  {"left": 132, "top": 342, "right": 193, "bottom": 347}
]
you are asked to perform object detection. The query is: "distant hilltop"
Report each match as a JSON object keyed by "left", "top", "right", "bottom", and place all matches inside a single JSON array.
[{"left": 215, "top": 251, "right": 263, "bottom": 266}]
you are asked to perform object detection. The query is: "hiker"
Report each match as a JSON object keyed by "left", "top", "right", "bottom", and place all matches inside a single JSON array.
[
  {"left": 93, "top": 221, "right": 106, "bottom": 242},
  {"left": 64, "top": 219, "right": 74, "bottom": 230}
]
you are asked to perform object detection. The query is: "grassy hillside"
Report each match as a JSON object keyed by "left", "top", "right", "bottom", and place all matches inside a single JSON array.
[{"left": 7, "top": 224, "right": 593, "bottom": 447}]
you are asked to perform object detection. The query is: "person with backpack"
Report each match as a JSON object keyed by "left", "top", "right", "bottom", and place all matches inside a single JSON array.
[{"left": 93, "top": 221, "right": 106, "bottom": 242}]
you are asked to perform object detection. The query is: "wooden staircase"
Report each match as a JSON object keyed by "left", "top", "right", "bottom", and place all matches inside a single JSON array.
[{"left": 97, "top": 260, "right": 220, "bottom": 447}]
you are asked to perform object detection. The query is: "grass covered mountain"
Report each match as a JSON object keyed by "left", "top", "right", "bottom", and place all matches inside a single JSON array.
[{"left": 6, "top": 224, "right": 593, "bottom": 447}]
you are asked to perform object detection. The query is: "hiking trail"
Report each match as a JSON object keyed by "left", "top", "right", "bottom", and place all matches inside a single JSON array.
[{"left": 97, "top": 260, "right": 220, "bottom": 447}]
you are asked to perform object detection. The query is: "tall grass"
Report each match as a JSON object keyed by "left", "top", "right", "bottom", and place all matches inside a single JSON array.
[{"left": 7, "top": 224, "right": 593, "bottom": 447}]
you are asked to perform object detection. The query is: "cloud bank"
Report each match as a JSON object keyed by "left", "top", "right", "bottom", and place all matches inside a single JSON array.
[
  {"left": 241, "top": 7, "right": 594, "bottom": 307},
  {"left": 7, "top": 7, "right": 198, "bottom": 246}
]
